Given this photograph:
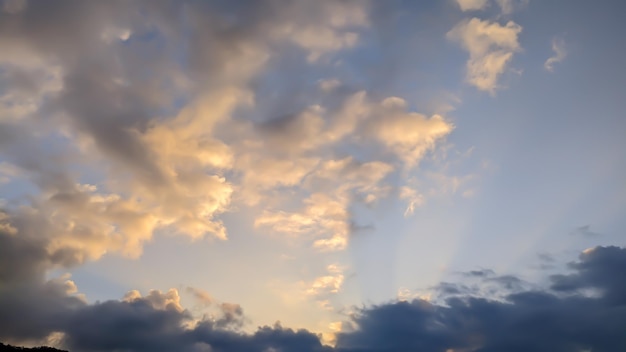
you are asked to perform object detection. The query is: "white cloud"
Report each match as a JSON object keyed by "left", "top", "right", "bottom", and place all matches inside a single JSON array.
[
  {"left": 368, "top": 97, "right": 453, "bottom": 168},
  {"left": 456, "top": 0, "right": 490, "bottom": 12},
  {"left": 255, "top": 193, "right": 351, "bottom": 251},
  {"left": 544, "top": 36, "right": 567, "bottom": 72},
  {"left": 186, "top": 287, "right": 214, "bottom": 306},
  {"left": 447, "top": 18, "right": 522, "bottom": 93},
  {"left": 246, "top": 91, "right": 451, "bottom": 251},
  {"left": 303, "top": 264, "right": 345, "bottom": 297},
  {"left": 397, "top": 287, "right": 432, "bottom": 302}
]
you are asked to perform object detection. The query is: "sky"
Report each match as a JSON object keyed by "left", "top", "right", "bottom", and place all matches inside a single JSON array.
[{"left": 1, "top": 0, "right": 625, "bottom": 351}]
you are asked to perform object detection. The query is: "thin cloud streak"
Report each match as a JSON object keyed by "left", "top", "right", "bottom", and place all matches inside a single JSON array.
[{"left": 544, "top": 36, "right": 567, "bottom": 72}]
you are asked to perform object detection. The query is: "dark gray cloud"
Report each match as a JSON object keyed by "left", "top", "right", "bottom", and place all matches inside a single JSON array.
[
  {"left": 461, "top": 269, "right": 496, "bottom": 278},
  {"left": 2, "top": 206, "right": 626, "bottom": 352},
  {"left": 550, "top": 246, "right": 626, "bottom": 305},
  {"left": 0, "top": 209, "right": 331, "bottom": 352},
  {"left": 335, "top": 246, "right": 626, "bottom": 352},
  {"left": 0, "top": 212, "right": 86, "bottom": 342},
  {"left": 61, "top": 290, "right": 333, "bottom": 352},
  {"left": 570, "top": 225, "right": 602, "bottom": 237},
  {"left": 484, "top": 274, "right": 527, "bottom": 291}
]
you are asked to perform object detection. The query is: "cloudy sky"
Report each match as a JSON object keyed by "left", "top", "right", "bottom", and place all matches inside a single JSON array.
[{"left": 1, "top": 0, "right": 625, "bottom": 351}]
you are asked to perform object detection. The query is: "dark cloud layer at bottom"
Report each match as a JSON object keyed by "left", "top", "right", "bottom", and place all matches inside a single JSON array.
[{"left": 1, "top": 221, "right": 625, "bottom": 352}]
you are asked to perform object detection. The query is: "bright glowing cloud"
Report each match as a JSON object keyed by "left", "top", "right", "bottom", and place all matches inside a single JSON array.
[
  {"left": 448, "top": 18, "right": 522, "bottom": 93},
  {"left": 456, "top": 0, "right": 490, "bottom": 12}
]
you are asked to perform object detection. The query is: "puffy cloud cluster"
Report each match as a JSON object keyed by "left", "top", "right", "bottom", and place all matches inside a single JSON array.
[
  {"left": 0, "top": 217, "right": 330, "bottom": 351},
  {"left": 252, "top": 93, "right": 452, "bottom": 250},
  {"left": 0, "top": 0, "right": 454, "bottom": 263}
]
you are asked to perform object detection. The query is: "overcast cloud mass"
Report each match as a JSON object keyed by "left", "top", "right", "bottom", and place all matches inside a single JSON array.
[{"left": 1, "top": 0, "right": 625, "bottom": 351}]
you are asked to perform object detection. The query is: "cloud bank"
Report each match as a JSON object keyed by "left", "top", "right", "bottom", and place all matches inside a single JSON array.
[{"left": 2, "top": 219, "right": 626, "bottom": 351}]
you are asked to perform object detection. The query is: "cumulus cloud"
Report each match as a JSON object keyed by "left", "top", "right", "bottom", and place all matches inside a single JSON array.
[
  {"left": 0, "top": 0, "right": 458, "bottom": 261},
  {"left": 250, "top": 92, "right": 452, "bottom": 250},
  {"left": 544, "top": 36, "right": 567, "bottom": 72},
  {"left": 368, "top": 97, "right": 453, "bottom": 168},
  {"left": 447, "top": 18, "right": 522, "bottom": 93}
]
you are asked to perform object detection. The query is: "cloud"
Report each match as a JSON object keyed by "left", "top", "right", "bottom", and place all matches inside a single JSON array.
[
  {"left": 2, "top": 210, "right": 626, "bottom": 351},
  {"left": 544, "top": 36, "right": 567, "bottom": 72},
  {"left": 123, "top": 289, "right": 185, "bottom": 312},
  {"left": 251, "top": 92, "right": 452, "bottom": 250},
  {"left": 255, "top": 193, "right": 352, "bottom": 251},
  {"left": 456, "top": 0, "right": 490, "bottom": 12},
  {"left": 367, "top": 97, "right": 453, "bottom": 168},
  {"left": 460, "top": 268, "right": 496, "bottom": 278},
  {"left": 495, "top": 0, "right": 529, "bottom": 15},
  {"left": 0, "top": 0, "right": 462, "bottom": 266},
  {"left": 186, "top": 287, "right": 214, "bottom": 306},
  {"left": 334, "top": 245, "right": 626, "bottom": 352},
  {"left": 447, "top": 18, "right": 522, "bottom": 93},
  {"left": 304, "top": 264, "right": 346, "bottom": 298},
  {"left": 0, "top": 1, "right": 373, "bottom": 257},
  {"left": 0, "top": 216, "right": 88, "bottom": 342},
  {"left": 455, "top": 0, "right": 528, "bottom": 14},
  {"left": 0, "top": 216, "right": 330, "bottom": 351},
  {"left": 400, "top": 186, "right": 424, "bottom": 217},
  {"left": 1, "top": 3, "right": 625, "bottom": 351},
  {"left": 268, "top": 1, "right": 369, "bottom": 62},
  {"left": 570, "top": 225, "right": 601, "bottom": 237}
]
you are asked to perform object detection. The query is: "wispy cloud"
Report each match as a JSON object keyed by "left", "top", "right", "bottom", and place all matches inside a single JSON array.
[
  {"left": 455, "top": 0, "right": 528, "bottom": 14},
  {"left": 570, "top": 225, "right": 601, "bottom": 237},
  {"left": 544, "top": 36, "right": 568, "bottom": 72},
  {"left": 447, "top": 18, "right": 522, "bottom": 94}
]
